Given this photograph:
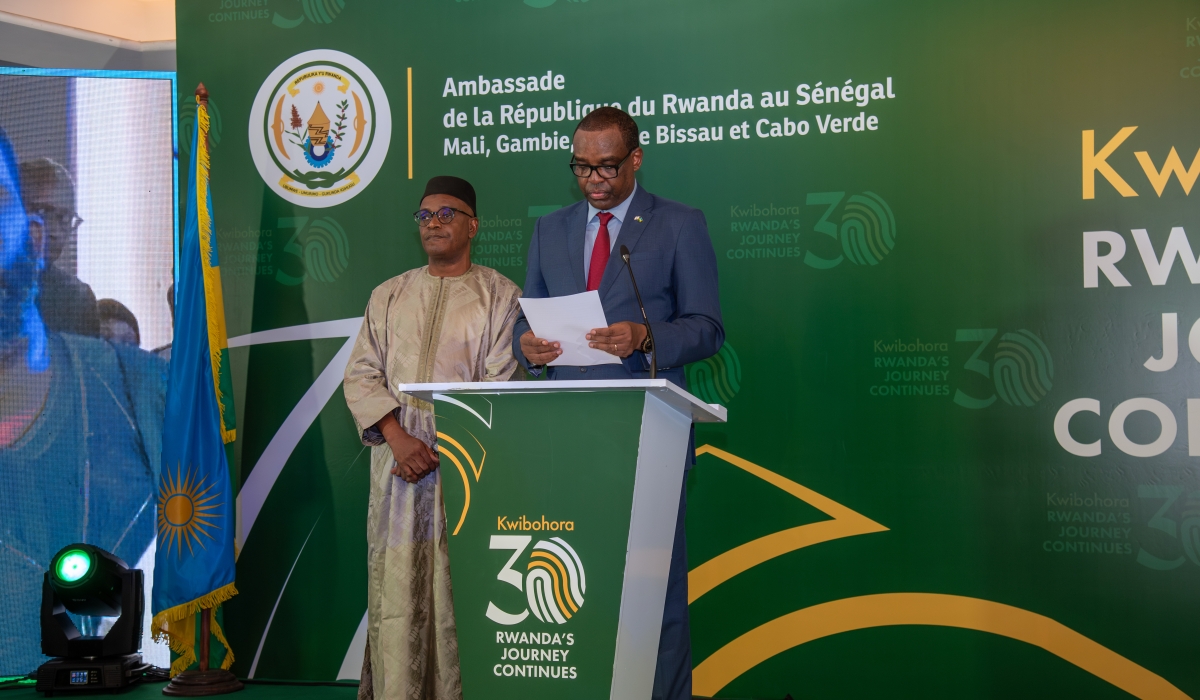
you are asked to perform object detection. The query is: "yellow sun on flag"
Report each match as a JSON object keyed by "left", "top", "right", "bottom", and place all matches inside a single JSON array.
[{"left": 157, "top": 464, "right": 223, "bottom": 558}]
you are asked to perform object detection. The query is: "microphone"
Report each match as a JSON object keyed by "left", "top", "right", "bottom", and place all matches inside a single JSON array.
[{"left": 619, "top": 245, "right": 657, "bottom": 379}]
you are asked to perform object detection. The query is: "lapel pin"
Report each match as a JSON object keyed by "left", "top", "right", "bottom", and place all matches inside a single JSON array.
[{"left": 634, "top": 216, "right": 643, "bottom": 223}]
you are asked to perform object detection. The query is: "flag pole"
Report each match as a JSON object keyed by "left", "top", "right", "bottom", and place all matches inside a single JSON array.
[
  {"left": 193, "top": 83, "right": 215, "bottom": 680},
  {"left": 196, "top": 82, "right": 209, "bottom": 144},
  {"left": 199, "top": 608, "right": 210, "bottom": 673},
  {"left": 160, "top": 83, "right": 243, "bottom": 698}
]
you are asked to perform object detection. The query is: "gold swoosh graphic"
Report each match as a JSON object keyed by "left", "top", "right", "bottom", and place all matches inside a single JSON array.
[
  {"left": 689, "top": 445, "right": 887, "bottom": 603},
  {"left": 436, "top": 423, "right": 488, "bottom": 535},
  {"left": 437, "top": 432, "right": 471, "bottom": 536},
  {"left": 693, "top": 593, "right": 1190, "bottom": 700},
  {"left": 438, "top": 433, "right": 479, "bottom": 480}
]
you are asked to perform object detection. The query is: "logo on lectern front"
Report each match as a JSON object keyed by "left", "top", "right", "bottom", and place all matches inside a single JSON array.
[
  {"left": 248, "top": 49, "right": 391, "bottom": 208},
  {"left": 526, "top": 539, "right": 586, "bottom": 624},
  {"left": 487, "top": 535, "right": 586, "bottom": 626}
]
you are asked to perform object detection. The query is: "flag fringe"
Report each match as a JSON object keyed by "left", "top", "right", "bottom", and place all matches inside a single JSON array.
[
  {"left": 195, "top": 104, "right": 235, "bottom": 445},
  {"left": 151, "top": 582, "right": 239, "bottom": 676},
  {"left": 210, "top": 615, "right": 236, "bottom": 672},
  {"left": 151, "top": 581, "right": 238, "bottom": 629}
]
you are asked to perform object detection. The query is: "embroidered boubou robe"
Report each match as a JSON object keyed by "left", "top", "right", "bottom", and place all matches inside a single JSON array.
[{"left": 343, "top": 265, "right": 520, "bottom": 700}]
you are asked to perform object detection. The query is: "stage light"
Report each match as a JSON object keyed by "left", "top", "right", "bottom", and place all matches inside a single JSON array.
[
  {"left": 36, "top": 543, "right": 147, "bottom": 693},
  {"left": 55, "top": 549, "right": 91, "bottom": 584}
]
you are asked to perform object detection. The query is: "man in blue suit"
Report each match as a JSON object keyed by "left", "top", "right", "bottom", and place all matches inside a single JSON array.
[{"left": 513, "top": 107, "right": 723, "bottom": 700}]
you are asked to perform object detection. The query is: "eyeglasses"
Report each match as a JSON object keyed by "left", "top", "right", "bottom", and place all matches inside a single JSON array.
[
  {"left": 413, "top": 206, "right": 475, "bottom": 227},
  {"left": 569, "top": 150, "right": 634, "bottom": 179},
  {"left": 31, "top": 206, "right": 83, "bottom": 233}
]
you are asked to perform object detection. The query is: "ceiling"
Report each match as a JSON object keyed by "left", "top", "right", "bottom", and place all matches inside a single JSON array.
[{"left": 0, "top": 0, "right": 174, "bottom": 43}]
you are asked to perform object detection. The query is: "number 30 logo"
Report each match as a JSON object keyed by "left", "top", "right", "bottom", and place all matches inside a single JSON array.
[
  {"left": 486, "top": 535, "right": 587, "bottom": 626},
  {"left": 954, "top": 328, "right": 1054, "bottom": 408}
]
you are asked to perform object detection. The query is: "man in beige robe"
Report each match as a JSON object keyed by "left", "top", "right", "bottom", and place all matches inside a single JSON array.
[{"left": 343, "top": 176, "right": 521, "bottom": 700}]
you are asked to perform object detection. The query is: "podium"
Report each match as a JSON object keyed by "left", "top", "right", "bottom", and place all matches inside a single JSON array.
[{"left": 399, "top": 379, "right": 727, "bottom": 700}]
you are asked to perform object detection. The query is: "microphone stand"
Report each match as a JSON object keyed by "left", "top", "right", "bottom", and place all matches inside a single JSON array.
[{"left": 619, "top": 245, "right": 657, "bottom": 380}]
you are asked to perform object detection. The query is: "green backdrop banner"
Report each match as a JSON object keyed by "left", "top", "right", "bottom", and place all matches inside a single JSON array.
[{"left": 177, "top": 0, "right": 1200, "bottom": 696}]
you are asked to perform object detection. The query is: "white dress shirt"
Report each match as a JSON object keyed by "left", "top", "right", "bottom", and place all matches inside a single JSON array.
[{"left": 583, "top": 182, "right": 638, "bottom": 280}]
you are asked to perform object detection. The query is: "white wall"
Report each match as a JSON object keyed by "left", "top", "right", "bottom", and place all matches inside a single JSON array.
[{"left": 74, "top": 77, "right": 175, "bottom": 351}]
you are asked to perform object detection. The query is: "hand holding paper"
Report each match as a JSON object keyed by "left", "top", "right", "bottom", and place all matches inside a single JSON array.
[{"left": 518, "top": 291, "right": 622, "bottom": 366}]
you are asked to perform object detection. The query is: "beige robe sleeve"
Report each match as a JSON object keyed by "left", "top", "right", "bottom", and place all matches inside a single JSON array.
[
  {"left": 343, "top": 285, "right": 400, "bottom": 445},
  {"left": 483, "top": 281, "right": 522, "bottom": 382}
]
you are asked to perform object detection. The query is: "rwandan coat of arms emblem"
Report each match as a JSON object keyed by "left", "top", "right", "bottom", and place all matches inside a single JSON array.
[{"left": 248, "top": 49, "right": 391, "bottom": 208}]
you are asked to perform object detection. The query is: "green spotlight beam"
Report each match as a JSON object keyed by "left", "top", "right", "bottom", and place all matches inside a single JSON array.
[{"left": 56, "top": 549, "right": 92, "bottom": 583}]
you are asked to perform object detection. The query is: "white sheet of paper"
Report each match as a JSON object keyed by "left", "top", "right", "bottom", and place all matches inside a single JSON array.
[{"left": 518, "top": 291, "right": 622, "bottom": 366}]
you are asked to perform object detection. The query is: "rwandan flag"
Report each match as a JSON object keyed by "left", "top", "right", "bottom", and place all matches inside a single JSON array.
[{"left": 151, "top": 89, "right": 239, "bottom": 676}]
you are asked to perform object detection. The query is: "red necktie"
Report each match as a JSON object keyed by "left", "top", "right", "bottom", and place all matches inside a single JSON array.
[{"left": 586, "top": 212, "right": 614, "bottom": 291}]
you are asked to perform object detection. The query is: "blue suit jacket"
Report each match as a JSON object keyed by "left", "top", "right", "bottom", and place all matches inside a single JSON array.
[{"left": 513, "top": 185, "right": 724, "bottom": 389}]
